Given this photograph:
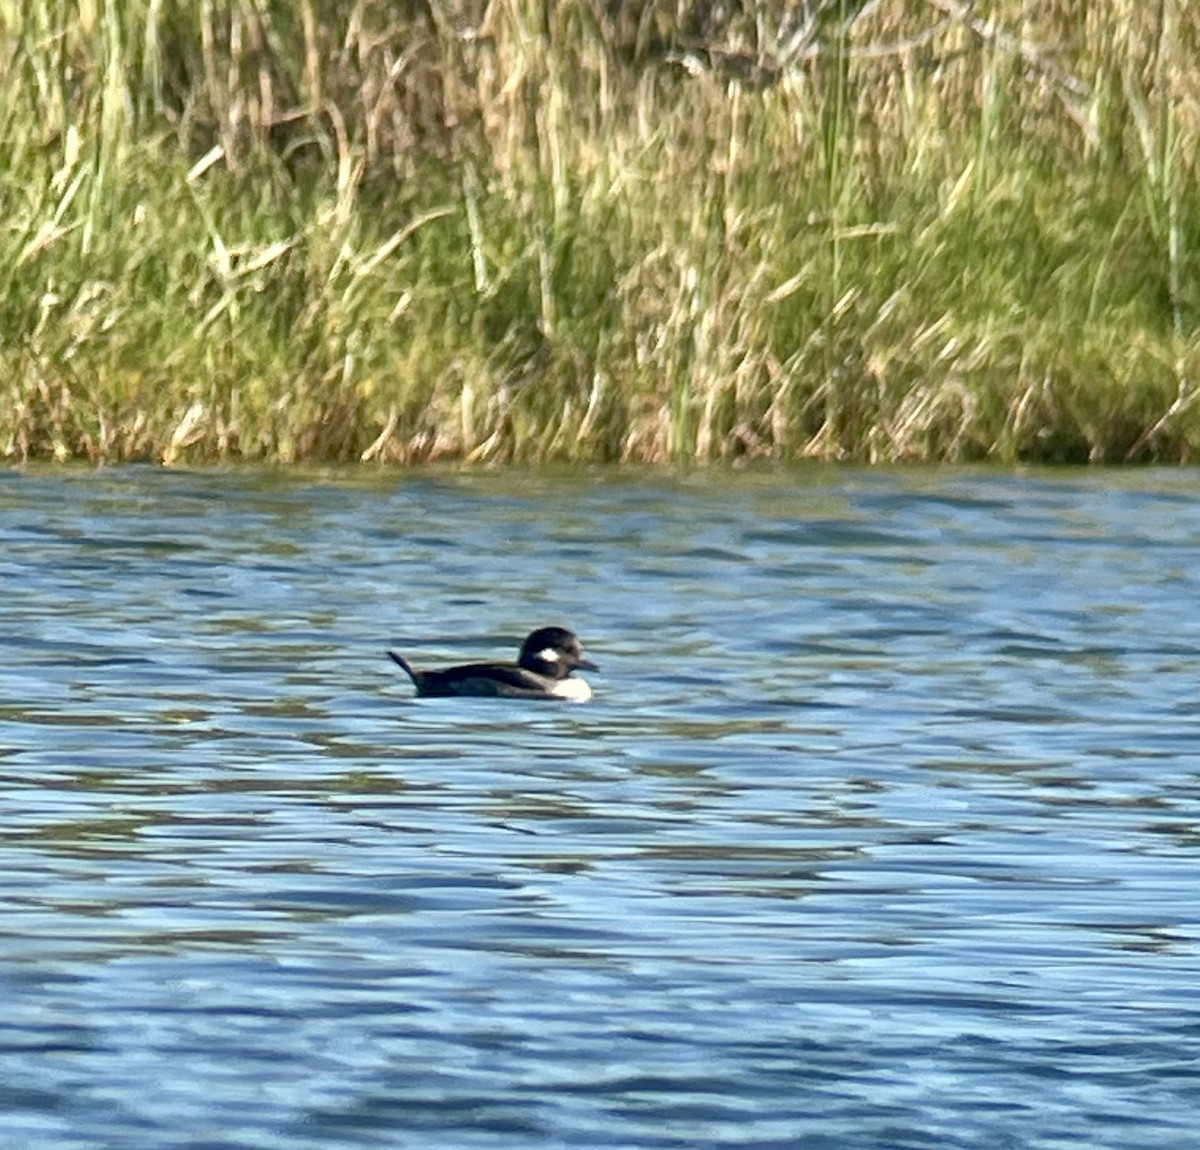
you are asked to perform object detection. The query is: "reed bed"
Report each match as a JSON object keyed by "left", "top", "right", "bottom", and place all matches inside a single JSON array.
[{"left": 2, "top": 0, "right": 1198, "bottom": 464}]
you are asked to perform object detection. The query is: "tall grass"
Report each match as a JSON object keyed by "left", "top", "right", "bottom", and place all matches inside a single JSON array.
[{"left": 1, "top": 0, "right": 1197, "bottom": 464}]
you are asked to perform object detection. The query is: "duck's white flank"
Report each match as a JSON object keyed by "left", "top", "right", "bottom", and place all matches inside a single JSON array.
[{"left": 550, "top": 677, "right": 593, "bottom": 702}]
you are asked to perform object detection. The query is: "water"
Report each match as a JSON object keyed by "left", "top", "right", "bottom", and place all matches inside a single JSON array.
[{"left": 1, "top": 465, "right": 1197, "bottom": 1150}]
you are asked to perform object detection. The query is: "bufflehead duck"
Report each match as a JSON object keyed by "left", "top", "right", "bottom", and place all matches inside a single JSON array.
[{"left": 388, "top": 626, "right": 598, "bottom": 701}]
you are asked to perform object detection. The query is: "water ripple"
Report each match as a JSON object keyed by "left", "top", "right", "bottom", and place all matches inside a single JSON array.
[{"left": 1, "top": 466, "right": 1198, "bottom": 1149}]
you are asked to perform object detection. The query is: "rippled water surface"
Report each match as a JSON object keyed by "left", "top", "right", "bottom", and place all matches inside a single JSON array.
[{"left": 2, "top": 465, "right": 1198, "bottom": 1149}]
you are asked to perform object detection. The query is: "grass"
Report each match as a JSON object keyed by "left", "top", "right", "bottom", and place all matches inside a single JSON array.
[{"left": 1, "top": 0, "right": 1198, "bottom": 465}]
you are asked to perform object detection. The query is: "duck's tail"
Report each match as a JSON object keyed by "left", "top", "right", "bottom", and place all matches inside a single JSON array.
[{"left": 387, "top": 650, "right": 422, "bottom": 690}]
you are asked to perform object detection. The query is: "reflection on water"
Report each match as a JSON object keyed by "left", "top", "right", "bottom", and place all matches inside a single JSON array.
[{"left": 1, "top": 465, "right": 1198, "bottom": 1148}]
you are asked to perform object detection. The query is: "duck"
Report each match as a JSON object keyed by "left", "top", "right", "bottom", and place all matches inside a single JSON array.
[{"left": 387, "top": 626, "right": 598, "bottom": 701}]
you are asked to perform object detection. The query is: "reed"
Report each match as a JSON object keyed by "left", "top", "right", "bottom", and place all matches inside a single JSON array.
[{"left": 1, "top": 0, "right": 1197, "bottom": 464}]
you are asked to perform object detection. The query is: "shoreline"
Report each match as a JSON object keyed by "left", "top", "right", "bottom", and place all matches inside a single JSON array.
[{"left": 4, "top": 2, "right": 1197, "bottom": 466}]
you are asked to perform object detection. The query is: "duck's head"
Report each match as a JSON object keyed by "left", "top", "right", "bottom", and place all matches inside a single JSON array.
[{"left": 517, "top": 626, "right": 599, "bottom": 680}]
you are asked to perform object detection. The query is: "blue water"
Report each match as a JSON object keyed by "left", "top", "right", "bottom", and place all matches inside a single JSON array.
[{"left": 1, "top": 465, "right": 1198, "bottom": 1149}]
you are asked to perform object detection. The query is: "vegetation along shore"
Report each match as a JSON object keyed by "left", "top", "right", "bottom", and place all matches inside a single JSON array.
[{"left": 3, "top": 1, "right": 1198, "bottom": 465}]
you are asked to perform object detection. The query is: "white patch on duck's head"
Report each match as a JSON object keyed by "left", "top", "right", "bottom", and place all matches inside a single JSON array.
[
  {"left": 535, "top": 647, "right": 562, "bottom": 664},
  {"left": 550, "top": 676, "right": 593, "bottom": 702}
]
